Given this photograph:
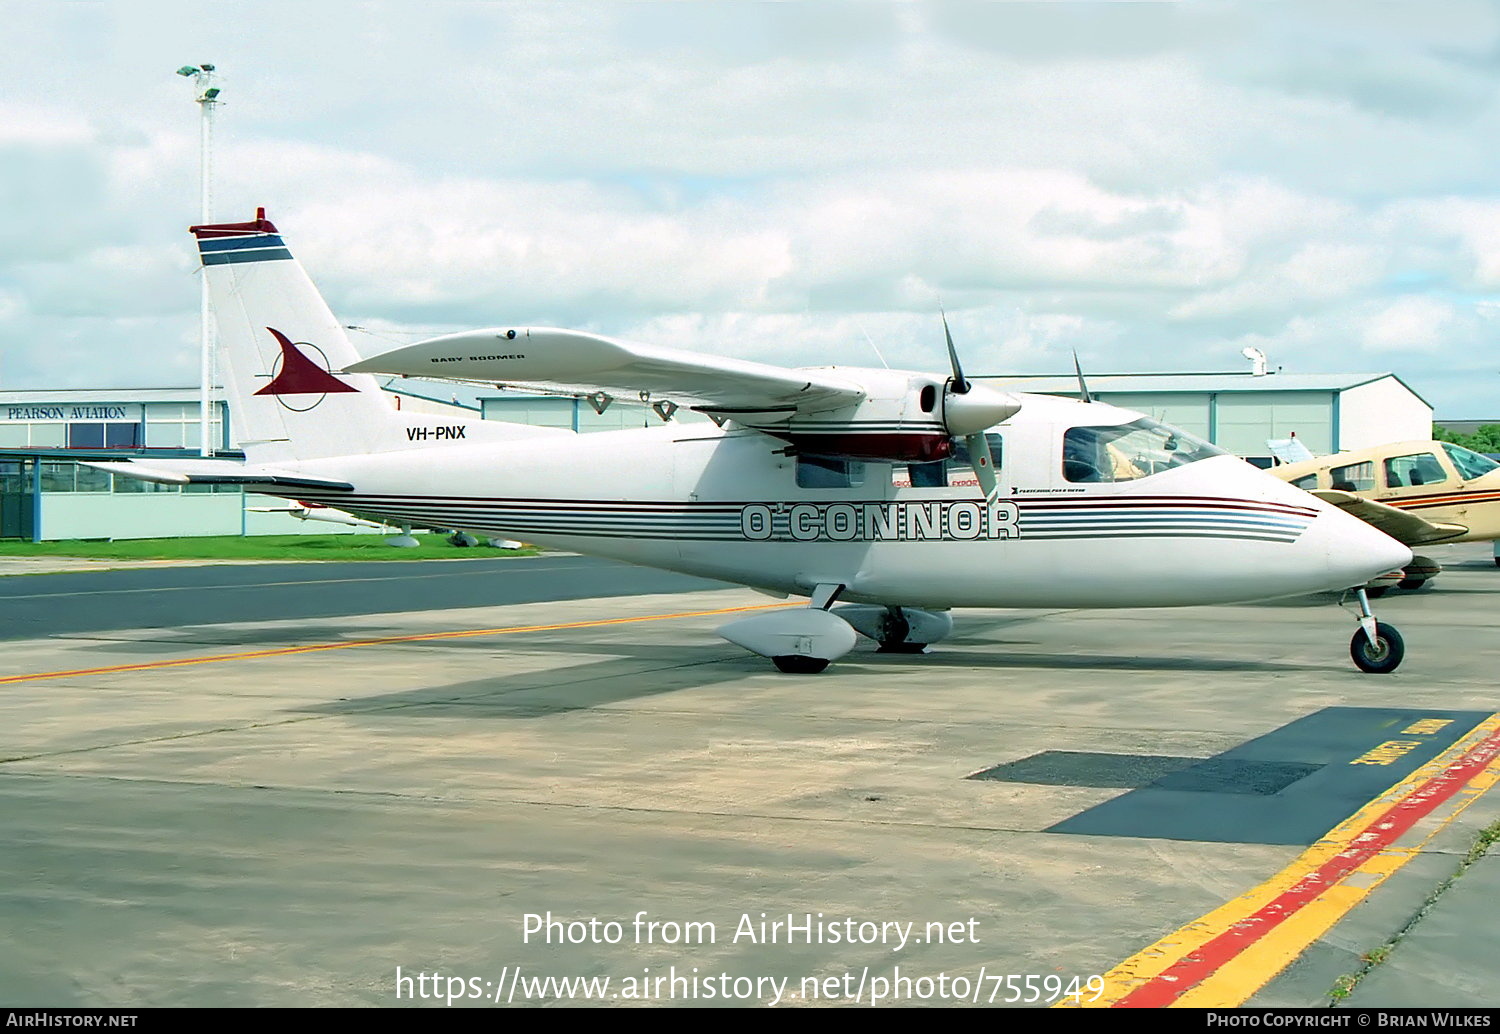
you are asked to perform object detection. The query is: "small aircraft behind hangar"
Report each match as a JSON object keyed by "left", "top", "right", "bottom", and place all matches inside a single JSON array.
[{"left": 94, "top": 211, "right": 1414, "bottom": 673}]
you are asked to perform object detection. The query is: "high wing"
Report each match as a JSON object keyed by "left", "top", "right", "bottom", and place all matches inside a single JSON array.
[
  {"left": 345, "top": 328, "right": 868, "bottom": 417},
  {"left": 1311, "top": 489, "right": 1468, "bottom": 546},
  {"left": 85, "top": 458, "right": 354, "bottom": 492}
]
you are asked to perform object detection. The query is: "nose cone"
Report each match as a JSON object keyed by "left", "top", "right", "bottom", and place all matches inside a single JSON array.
[
  {"left": 1305, "top": 504, "right": 1413, "bottom": 590},
  {"left": 943, "top": 385, "right": 1022, "bottom": 436}
]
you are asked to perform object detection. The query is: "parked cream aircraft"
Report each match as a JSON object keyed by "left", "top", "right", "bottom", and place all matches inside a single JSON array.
[
  {"left": 1271, "top": 439, "right": 1500, "bottom": 591},
  {"left": 94, "top": 211, "right": 1414, "bottom": 672}
]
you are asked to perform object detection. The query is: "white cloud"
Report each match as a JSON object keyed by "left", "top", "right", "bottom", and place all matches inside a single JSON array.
[
  {"left": 0, "top": 2, "right": 1497, "bottom": 415},
  {"left": 1360, "top": 296, "right": 1461, "bottom": 353}
]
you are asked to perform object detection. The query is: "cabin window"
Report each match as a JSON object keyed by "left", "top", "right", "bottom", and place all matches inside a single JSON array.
[
  {"left": 1289, "top": 473, "right": 1320, "bottom": 491},
  {"left": 1383, "top": 452, "right": 1447, "bottom": 489},
  {"left": 1442, "top": 443, "right": 1500, "bottom": 481},
  {"left": 796, "top": 455, "right": 866, "bottom": 489},
  {"left": 1062, "top": 418, "right": 1223, "bottom": 483},
  {"left": 907, "top": 461, "right": 948, "bottom": 488},
  {"left": 1329, "top": 461, "right": 1375, "bottom": 492},
  {"left": 892, "top": 434, "right": 1002, "bottom": 489}
]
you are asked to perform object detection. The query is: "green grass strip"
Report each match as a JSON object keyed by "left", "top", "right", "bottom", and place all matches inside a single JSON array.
[{"left": 0, "top": 534, "right": 538, "bottom": 562}]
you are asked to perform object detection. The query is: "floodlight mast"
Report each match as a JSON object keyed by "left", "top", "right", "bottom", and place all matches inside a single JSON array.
[{"left": 178, "top": 63, "right": 221, "bottom": 456}]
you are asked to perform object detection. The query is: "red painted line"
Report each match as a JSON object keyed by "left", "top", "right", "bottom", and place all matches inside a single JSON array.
[{"left": 1114, "top": 724, "right": 1500, "bottom": 1008}]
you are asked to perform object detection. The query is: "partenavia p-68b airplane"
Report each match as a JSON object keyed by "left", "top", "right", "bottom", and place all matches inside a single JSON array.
[{"left": 95, "top": 210, "right": 1414, "bottom": 673}]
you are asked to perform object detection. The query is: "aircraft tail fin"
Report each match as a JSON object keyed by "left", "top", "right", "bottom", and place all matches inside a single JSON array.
[{"left": 193, "top": 209, "right": 543, "bottom": 464}]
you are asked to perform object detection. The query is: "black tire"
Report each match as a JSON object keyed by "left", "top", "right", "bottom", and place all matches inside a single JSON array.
[
  {"left": 876, "top": 641, "right": 928, "bottom": 654},
  {"left": 772, "top": 655, "right": 830, "bottom": 674},
  {"left": 1350, "top": 624, "right": 1405, "bottom": 674},
  {"left": 1494, "top": 557, "right": 1500, "bottom": 569},
  {"left": 1397, "top": 577, "right": 1431, "bottom": 591},
  {"left": 1365, "top": 586, "right": 1390, "bottom": 599}
]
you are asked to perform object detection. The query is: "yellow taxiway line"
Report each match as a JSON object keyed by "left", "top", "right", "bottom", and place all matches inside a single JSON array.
[
  {"left": 0, "top": 601, "right": 797, "bottom": 686},
  {"left": 1061, "top": 713, "right": 1500, "bottom": 1008}
]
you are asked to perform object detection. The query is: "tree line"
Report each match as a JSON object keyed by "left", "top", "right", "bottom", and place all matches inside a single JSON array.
[{"left": 1434, "top": 424, "right": 1500, "bottom": 454}]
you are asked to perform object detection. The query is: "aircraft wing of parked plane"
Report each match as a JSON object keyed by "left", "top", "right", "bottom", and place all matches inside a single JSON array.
[{"left": 1308, "top": 489, "right": 1468, "bottom": 547}]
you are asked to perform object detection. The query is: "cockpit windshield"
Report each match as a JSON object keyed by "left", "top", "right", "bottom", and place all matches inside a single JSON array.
[
  {"left": 1062, "top": 417, "right": 1227, "bottom": 483},
  {"left": 1441, "top": 442, "right": 1500, "bottom": 481}
]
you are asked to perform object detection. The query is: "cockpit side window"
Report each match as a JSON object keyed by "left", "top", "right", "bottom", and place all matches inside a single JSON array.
[
  {"left": 1061, "top": 418, "right": 1224, "bottom": 483},
  {"left": 1289, "top": 473, "right": 1319, "bottom": 490}
]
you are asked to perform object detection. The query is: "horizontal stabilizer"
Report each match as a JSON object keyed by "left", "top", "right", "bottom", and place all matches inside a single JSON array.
[
  {"left": 1311, "top": 490, "right": 1468, "bottom": 546},
  {"left": 85, "top": 459, "right": 353, "bottom": 492}
]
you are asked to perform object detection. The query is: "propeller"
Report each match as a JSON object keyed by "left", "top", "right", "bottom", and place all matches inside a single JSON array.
[
  {"left": 939, "top": 311, "right": 1019, "bottom": 505},
  {"left": 943, "top": 309, "right": 969, "bottom": 395}
]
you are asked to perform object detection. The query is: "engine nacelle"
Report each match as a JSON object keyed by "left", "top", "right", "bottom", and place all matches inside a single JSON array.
[{"left": 717, "top": 607, "right": 857, "bottom": 669}]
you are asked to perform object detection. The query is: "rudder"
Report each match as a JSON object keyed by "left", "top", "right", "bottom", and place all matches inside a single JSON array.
[{"left": 193, "top": 209, "right": 411, "bottom": 463}]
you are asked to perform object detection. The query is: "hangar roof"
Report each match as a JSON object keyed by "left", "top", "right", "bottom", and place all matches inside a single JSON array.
[
  {"left": 0, "top": 388, "right": 212, "bottom": 405},
  {"left": 0, "top": 382, "right": 481, "bottom": 413},
  {"left": 979, "top": 371, "right": 1430, "bottom": 407}
]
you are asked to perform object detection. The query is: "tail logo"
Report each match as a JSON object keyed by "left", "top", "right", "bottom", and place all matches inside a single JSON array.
[{"left": 255, "top": 328, "right": 359, "bottom": 412}]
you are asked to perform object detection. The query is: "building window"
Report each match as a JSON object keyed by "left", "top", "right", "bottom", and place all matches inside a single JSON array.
[
  {"left": 111, "top": 474, "right": 178, "bottom": 494},
  {"left": 75, "top": 465, "right": 112, "bottom": 493},
  {"left": 67, "top": 423, "right": 140, "bottom": 449},
  {"left": 39, "top": 462, "right": 74, "bottom": 492}
]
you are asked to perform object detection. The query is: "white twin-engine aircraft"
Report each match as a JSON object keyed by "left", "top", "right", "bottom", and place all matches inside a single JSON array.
[{"left": 96, "top": 210, "right": 1414, "bottom": 674}]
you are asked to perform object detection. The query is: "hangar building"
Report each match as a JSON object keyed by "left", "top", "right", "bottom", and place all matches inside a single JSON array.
[
  {"left": 0, "top": 370, "right": 1435, "bottom": 540},
  {"left": 0, "top": 385, "right": 472, "bottom": 542},
  {"left": 983, "top": 371, "right": 1432, "bottom": 466}
]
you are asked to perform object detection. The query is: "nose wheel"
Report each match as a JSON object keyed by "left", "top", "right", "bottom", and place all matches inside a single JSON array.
[{"left": 1348, "top": 587, "right": 1405, "bottom": 674}]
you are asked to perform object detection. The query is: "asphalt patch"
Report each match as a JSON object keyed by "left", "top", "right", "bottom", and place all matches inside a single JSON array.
[{"left": 1031, "top": 707, "right": 1494, "bottom": 845}]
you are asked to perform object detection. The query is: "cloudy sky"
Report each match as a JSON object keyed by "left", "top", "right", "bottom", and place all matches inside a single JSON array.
[{"left": 4, "top": 1, "right": 1500, "bottom": 416}]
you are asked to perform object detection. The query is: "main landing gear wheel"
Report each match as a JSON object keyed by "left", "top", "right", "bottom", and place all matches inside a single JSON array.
[
  {"left": 1350, "top": 624, "right": 1404, "bottom": 674},
  {"left": 877, "top": 641, "right": 929, "bottom": 654},
  {"left": 773, "top": 656, "right": 830, "bottom": 674},
  {"left": 874, "top": 608, "right": 927, "bottom": 653}
]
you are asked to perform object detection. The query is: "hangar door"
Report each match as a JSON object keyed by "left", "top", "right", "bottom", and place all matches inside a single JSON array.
[
  {"left": 1214, "top": 393, "right": 1334, "bottom": 461},
  {"left": 0, "top": 459, "right": 36, "bottom": 539}
]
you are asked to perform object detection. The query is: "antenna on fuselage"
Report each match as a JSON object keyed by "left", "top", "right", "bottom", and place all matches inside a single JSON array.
[
  {"left": 1072, "top": 350, "right": 1094, "bottom": 404},
  {"left": 856, "top": 322, "right": 891, "bottom": 370}
]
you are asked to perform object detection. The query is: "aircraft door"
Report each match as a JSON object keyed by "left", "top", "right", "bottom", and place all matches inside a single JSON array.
[{"left": 1378, "top": 450, "right": 1454, "bottom": 510}]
